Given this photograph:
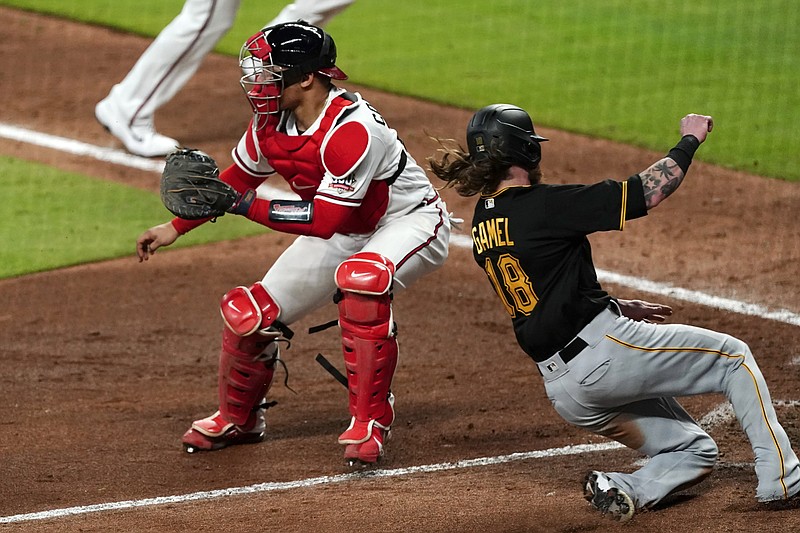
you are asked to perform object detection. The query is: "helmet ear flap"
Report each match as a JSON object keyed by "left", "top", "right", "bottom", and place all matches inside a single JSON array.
[
  {"left": 466, "top": 104, "right": 547, "bottom": 169},
  {"left": 521, "top": 136, "right": 542, "bottom": 166}
]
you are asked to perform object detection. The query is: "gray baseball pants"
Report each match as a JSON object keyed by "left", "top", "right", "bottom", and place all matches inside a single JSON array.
[{"left": 539, "top": 304, "right": 800, "bottom": 507}]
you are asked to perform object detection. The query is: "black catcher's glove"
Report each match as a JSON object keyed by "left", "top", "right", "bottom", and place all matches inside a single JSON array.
[{"left": 160, "top": 148, "right": 239, "bottom": 220}]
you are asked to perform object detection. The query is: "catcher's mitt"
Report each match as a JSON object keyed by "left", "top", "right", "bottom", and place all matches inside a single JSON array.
[{"left": 160, "top": 148, "right": 238, "bottom": 220}]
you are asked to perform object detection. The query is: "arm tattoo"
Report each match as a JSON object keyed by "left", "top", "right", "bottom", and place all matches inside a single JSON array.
[{"left": 640, "top": 158, "right": 686, "bottom": 209}]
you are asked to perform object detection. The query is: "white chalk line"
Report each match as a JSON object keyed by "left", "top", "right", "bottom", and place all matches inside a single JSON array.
[
  {"left": 0, "top": 441, "right": 623, "bottom": 524},
  {"left": 5, "top": 398, "right": 798, "bottom": 525},
  {"left": 449, "top": 234, "right": 800, "bottom": 327},
  {"left": 0, "top": 123, "right": 287, "bottom": 200},
  {"left": 0, "top": 123, "right": 165, "bottom": 173},
  {"left": 4, "top": 122, "right": 798, "bottom": 326},
  {"left": 2, "top": 123, "right": 799, "bottom": 523}
]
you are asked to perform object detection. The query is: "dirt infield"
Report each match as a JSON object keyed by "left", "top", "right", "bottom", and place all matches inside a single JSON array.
[{"left": 1, "top": 8, "right": 799, "bottom": 532}]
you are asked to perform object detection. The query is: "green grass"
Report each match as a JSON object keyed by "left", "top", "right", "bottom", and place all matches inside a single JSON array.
[
  {"left": 3, "top": 0, "right": 795, "bottom": 180},
  {"left": 0, "top": 156, "right": 267, "bottom": 279},
  {"left": 330, "top": 0, "right": 800, "bottom": 181},
  {"left": 0, "top": 0, "right": 797, "bottom": 278}
]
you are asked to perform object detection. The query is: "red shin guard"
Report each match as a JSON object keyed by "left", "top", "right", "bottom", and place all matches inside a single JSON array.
[
  {"left": 335, "top": 252, "right": 398, "bottom": 452},
  {"left": 337, "top": 333, "right": 398, "bottom": 444},
  {"left": 218, "top": 327, "right": 277, "bottom": 426}
]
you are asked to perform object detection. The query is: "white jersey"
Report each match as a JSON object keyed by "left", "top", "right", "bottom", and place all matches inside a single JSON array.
[
  {"left": 232, "top": 88, "right": 438, "bottom": 233},
  {"left": 227, "top": 87, "right": 452, "bottom": 323}
]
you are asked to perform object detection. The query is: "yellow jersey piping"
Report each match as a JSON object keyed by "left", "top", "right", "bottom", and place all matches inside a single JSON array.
[
  {"left": 619, "top": 180, "right": 628, "bottom": 231},
  {"left": 605, "top": 334, "right": 788, "bottom": 498}
]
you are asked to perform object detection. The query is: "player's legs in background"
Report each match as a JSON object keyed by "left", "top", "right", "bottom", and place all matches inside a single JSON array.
[
  {"left": 96, "top": 0, "right": 241, "bottom": 156},
  {"left": 265, "top": 0, "right": 356, "bottom": 28}
]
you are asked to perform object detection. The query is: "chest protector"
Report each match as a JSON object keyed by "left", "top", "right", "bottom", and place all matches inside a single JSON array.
[{"left": 257, "top": 93, "right": 357, "bottom": 200}]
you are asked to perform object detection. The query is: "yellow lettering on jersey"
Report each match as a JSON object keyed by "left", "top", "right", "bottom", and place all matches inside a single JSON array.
[
  {"left": 479, "top": 223, "right": 490, "bottom": 253},
  {"left": 471, "top": 226, "right": 483, "bottom": 254},
  {"left": 498, "top": 218, "right": 514, "bottom": 247},
  {"left": 485, "top": 218, "right": 497, "bottom": 249},
  {"left": 472, "top": 218, "right": 514, "bottom": 253}
]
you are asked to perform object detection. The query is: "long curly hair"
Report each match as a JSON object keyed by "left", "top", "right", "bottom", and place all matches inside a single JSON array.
[{"left": 428, "top": 139, "right": 541, "bottom": 197}]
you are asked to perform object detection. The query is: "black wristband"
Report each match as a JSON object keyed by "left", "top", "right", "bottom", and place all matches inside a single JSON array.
[
  {"left": 666, "top": 135, "right": 700, "bottom": 173},
  {"left": 228, "top": 188, "right": 256, "bottom": 216}
]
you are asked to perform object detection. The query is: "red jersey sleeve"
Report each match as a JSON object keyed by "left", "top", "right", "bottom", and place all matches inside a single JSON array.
[{"left": 245, "top": 197, "right": 352, "bottom": 239}]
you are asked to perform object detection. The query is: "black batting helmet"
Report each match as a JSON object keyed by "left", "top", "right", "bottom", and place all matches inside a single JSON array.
[{"left": 466, "top": 104, "right": 548, "bottom": 169}]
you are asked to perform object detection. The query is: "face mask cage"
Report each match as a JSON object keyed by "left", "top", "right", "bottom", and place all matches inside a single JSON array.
[{"left": 239, "top": 32, "right": 284, "bottom": 129}]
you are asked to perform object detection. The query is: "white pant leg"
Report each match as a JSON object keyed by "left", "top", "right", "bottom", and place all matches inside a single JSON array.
[
  {"left": 108, "top": 0, "right": 241, "bottom": 123},
  {"left": 610, "top": 320, "right": 800, "bottom": 502},
  {"left": 361, "top": 199, "right": 451, "bottom": 293},
  {"left": 265, "top": 0, "right": 356, "bottom": 27},
  {"left": 260, "top": 232, "right": 365, "bottom": 325},
  {"left": 588, "top": 396, "right": 718, "bottom": 508},
  {"left": 261, "top": 199, "right": 449, "bottom": 323}
]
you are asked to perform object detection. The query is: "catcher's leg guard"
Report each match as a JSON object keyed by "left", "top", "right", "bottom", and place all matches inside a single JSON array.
[
  {"left": 182, "top": 282, "right": 286, "bottom": 453},
  {"left": 334, "top": 252, "right": 399, "bottom": 465}
]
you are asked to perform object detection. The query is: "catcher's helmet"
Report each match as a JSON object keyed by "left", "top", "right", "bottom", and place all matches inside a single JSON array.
[
  {"left": 239, "top": 21, "right": 347, "bottom": 124},
  {"left": 466, "top": 104, "right": 548, "bottom": 169},
  {"left": 261, "top": 21, "right": 347, "bottom": 85}
]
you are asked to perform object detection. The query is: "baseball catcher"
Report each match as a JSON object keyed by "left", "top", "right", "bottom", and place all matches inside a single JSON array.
[{"left": 136, "top": 21, "right": 451, "bottom": 467}]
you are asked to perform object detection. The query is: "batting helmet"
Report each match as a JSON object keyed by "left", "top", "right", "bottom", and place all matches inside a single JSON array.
[{"left": 466, "top": 104, "right": 548, "bottom": 169}]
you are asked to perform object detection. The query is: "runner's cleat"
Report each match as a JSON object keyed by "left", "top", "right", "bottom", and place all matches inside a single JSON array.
[
  {"left": 95, "top": 97, "right": 179, "bottom": 157},
  {"left": 583, "top": 471, "right": 635, "bottom": 522}
]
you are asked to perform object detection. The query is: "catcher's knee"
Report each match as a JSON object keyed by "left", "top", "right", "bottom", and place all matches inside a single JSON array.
[
  {"left": 220, "top": 282, "right": 289, "bottom": 339},
  {"left": 335, "top": 252, "right": 396, "bottom": 339}
]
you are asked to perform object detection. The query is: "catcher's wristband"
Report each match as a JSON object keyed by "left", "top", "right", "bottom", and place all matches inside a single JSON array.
[
  {"left": 667, "top": 134, "right": 700, "bottom": 173},
  {"left": 228, "top": 189, "right": 257, "bottom": 216},
  {"left": 268, "top": 200, "right": 314, "bottom": 223}
]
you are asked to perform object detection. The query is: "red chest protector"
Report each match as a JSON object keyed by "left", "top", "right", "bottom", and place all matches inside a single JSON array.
[{"left": 256, "top": 94, "right": 356, "bottom": 200}]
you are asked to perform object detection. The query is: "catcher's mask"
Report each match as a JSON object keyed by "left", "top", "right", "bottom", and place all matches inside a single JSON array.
[
  {"left": 466, "top": 104, "right": 548, "bottom": 169},
  {"left": 239, "top": 21, "right": 348, "bottom": 127}
]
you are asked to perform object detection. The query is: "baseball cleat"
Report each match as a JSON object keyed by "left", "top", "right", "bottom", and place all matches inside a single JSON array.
[
  {"left": 759, "top": 488, "right": 800, "bottom": 510},
  {"left": 95, "top": 96, "right": 179, "bottom": 158},
  {"left": 583, "top": 471, "right": 635, "bottom": 522},
  {"left": 181, "top": 410, "right": 265, "bottom": 453},
  {"left": 343, "top": 428, "right": 390, "bottom": 468}
]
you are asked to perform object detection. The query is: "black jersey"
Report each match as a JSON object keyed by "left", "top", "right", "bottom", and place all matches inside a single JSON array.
[{"left": 471, "top": 175, "right": 648, "bottom": 361}]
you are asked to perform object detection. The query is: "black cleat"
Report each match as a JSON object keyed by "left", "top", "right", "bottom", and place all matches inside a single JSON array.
[{"left": 583, "top": 471, "right": 635, "bottom": 522}]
